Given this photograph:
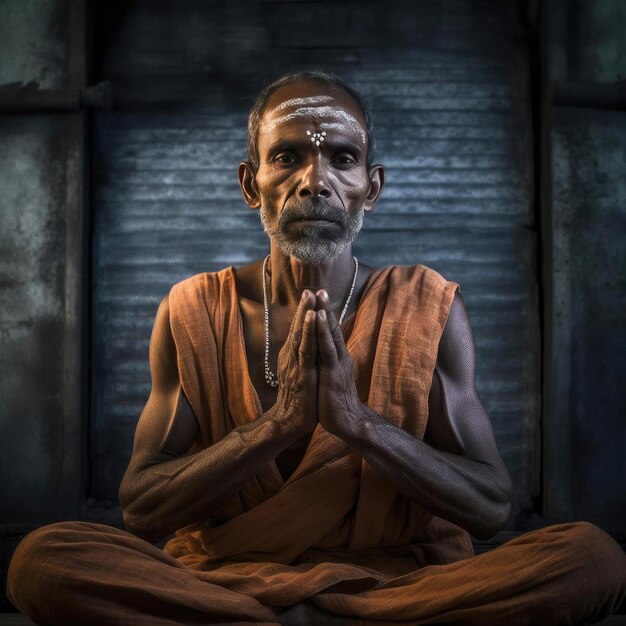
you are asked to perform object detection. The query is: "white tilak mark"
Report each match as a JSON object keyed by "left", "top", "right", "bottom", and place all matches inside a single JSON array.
[
  {"left": 308, "top": 130, "right": 326, "bottom": 147},
  {"left": 262, "top": 106, "right": 367, "bottom": 144},
  {"left": 274, "top": 96, "right": 335, "bottom": 112}
]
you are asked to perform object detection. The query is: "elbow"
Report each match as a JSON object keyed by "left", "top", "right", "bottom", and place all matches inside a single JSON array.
[
  {"left": 471, "top": 499, "right": 512, "bottom": 540},
  {"left": 118, "top": 478, "right": 141, "bottom": 532},
  {"left": 119, "top": 475, "right": 165, "bottom": 544},
  {"left": 121, "top": 508, "right": 165, "bottom": 544},
  {"left": 471, "top": 472, "right": 513, "bottom": 540}
]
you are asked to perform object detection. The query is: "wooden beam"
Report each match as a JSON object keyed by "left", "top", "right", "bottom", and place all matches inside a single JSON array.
[{"left": 0, "top": 81, "right": 111, "bottom": 113}]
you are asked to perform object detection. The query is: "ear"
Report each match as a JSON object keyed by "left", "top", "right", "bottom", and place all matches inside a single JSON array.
[
  {"left": 363, "top": 164, "right": 385, "bottom": 213},
  {"left": 238, "top": 162, "right": 261, "bottom": 209}
]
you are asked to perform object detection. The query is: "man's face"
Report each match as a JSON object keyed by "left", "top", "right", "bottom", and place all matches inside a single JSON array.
[{"left": 253, "top": 81, "right": 375, "bottom": 265}]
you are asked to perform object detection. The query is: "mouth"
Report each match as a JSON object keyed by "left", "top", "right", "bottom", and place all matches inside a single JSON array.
[
  {"left": 290, "top": 218, "right": 338, "bottom": 225},
  {"left": 279, "top": 198, "right": 347, "bottom": 231},
  {"left": 287, "top": 218, "right": 342, "bottom": 232}
]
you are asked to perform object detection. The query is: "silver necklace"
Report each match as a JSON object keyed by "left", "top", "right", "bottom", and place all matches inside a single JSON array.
[{"left": 262, "top": 255, "right": 359, "bottom": 387}]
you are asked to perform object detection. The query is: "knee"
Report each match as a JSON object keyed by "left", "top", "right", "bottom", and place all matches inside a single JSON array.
[
  {"left": 7, "top": 522, "right": 87, "bottom": 612},
  {"left": 562, "top": 522, "right": 625, "bottom": 567},
  {"left": 560, "top": 522, "right": 626, "bottom": 596}
]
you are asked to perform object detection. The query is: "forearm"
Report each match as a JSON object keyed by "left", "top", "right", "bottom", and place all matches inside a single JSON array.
[
  {"left": 120, "top": 409, "right": 297, "bottom": 542},
  {"left": 342, "top": 404, "right": 512, "bottom": 539}
]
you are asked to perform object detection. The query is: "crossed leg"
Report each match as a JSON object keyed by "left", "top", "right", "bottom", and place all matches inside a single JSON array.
[{"left": 7, "top": 521, "right": 626, "bottom": 625}]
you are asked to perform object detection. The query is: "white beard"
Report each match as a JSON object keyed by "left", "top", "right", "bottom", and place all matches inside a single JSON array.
[{"left": 259, "top": 199, "right": 363, "bottom": 265}]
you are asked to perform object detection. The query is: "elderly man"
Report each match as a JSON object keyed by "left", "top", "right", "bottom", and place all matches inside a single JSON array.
[{"left": 8, "top": 71, "right": 626, "bottom": 625}]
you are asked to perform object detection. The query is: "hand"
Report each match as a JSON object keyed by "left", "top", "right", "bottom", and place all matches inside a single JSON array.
[
  {"left": 315, "top": 290, "right": 363, "bottom": 438},
  {"left": 270, "top": 289, "right": 319, "bottom": 437}
]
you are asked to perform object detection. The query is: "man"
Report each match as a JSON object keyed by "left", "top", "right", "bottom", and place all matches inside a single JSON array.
[{"left": 8, "top": 71, "right": 626, "bottom": 625}]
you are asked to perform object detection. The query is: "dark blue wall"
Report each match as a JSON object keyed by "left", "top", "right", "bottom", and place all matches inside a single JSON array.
[
  {"left": 546, "top": 0, "right": 626, "bottom": 536},
  {"left": 90, "top": 0, "right": 541, "bottom": 528},
  {"left": 1, "top": 0, "right": 624, "bottom": 556}
]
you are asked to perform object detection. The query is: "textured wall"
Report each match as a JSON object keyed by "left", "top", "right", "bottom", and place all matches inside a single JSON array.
[
  {"left": 546, "top": 0, "right": 626, "bottom": 534},
  {"left": 0, "top": 116, "right": 83, "bottom": 521},
  {"left": 571, "top": 1, "right": 626, "bottom": 83},
  {"left": 91, "top": 0, "right": 541, "bottom": 528},
  {"left": 0, "top": 0, "right": 85, "bottom": 525},
  {"left": 0, "top": 0, "right": 70, "bottom": 87}
]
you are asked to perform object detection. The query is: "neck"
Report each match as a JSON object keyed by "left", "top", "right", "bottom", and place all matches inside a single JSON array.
[{"left": 267, "top": 246, "right": 356, "bottom": 311}]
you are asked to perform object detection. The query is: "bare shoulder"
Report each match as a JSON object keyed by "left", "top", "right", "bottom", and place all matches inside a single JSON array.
[
  {"left": 425, "top": 290, "right": 503, "bottom": 463},
  {"left": 437, "top": 290, "right": 476, "bottom": 384},
  {"left": 424, "top": 290, "right": 472, "bottom": 455},
  {"left": 122, "top": 292, "right": 199, "bottom": 473},
  {"left": 149, "top": 293, "right": 178, "bottom": 389}
]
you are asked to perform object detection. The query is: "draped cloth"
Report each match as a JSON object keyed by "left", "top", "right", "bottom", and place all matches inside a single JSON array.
[
  {"left": 163, "top": 264, "right": 472, "bottom": 571},
  {"left": 7, "top": 265, "right": 626, "bottom": 625}
]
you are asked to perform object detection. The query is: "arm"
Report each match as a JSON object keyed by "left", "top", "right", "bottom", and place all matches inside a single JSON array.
[
  {"left": 119, "top": 291, "right": 318, "bottom": 544},
  {"left": 315, "top": 290, "right": 513, "bottom": 540}
]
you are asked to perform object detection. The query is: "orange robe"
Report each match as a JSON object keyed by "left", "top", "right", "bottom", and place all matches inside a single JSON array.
[{"left": 8, "top": 265, "right": 626, "bottom": 625}]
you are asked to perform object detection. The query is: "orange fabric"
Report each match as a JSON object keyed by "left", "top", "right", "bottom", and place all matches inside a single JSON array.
[
  {"left": 164, "top": 264, "right": 471, "bottom": 572},
  {"left": 8, "top": 520, "right": 626, "bottom": 624},
  {"left": 7, "top": 264, "right": 626, "bottom": 624}
]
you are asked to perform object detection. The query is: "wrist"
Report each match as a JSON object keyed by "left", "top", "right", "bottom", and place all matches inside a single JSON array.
[
  {"left": 335, "top": 400, "right": 372, "bottom": 443},
  {"left": 261, "top": 404, "right": 303, "bottom": 446}
]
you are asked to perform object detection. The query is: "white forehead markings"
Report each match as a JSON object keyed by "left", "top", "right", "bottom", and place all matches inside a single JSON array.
[
  {"left": 306, "top": 130, "right": 326, "bottom": 146},
  {"left": 274, "top": 96, "right": 334, "bottom": 111},
  {"left": 315, "top": 121, "right": 362, "bottom": 135},
  {"left": 261, "top": 105, "right": 367, "bottom": 144}
]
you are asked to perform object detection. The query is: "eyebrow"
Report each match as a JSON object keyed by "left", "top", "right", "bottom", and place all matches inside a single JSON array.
[
  {"left": 265, "top": 137, "right": 363, "bottom": 160},
  {"left": 323, "top": 137, "right": 363, "bottom": 156},
  {"left": 265, "top": 139, "right": 307, "bottom": 156}
]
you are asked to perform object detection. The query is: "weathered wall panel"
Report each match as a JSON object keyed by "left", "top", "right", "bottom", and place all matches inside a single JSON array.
[
  {"left": 0, "top": 0, "right": 86, "bottom": 606},
  {"left": 546, "top": 0, "right": 626, "bottom": 535},
  {"left": 92, "top": 0, "right": 540, "bottom": 528},
  {"left": 551, "top": 110, "right": 626, "bottom": 534},
  {"left": 0, "top": 0, "right": 85, "bottom": 525}
]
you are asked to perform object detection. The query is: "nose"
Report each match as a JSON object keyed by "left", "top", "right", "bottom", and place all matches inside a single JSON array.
[{"left": 298, "top": 159, "right": 331, "bottom": 198}]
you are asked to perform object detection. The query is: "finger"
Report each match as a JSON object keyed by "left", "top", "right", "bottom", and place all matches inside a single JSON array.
[
  {"left": 316, "top": 309, "right": 339, "bottom": 367},
  {"left": 298, "top": 310, "right": 317, "bottom": 368},
  {"left": 289, "top": 289, "right": 316, "bottom": 349},
  {"left": 315, "top": 290, "right": 347, "bottom": 360}
]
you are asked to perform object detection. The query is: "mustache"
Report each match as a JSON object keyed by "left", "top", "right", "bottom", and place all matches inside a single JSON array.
[{"left": 279, "top": 198, "right": 348, "bottom": 229}]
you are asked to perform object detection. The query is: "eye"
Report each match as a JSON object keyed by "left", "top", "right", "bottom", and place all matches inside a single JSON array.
[
  {"left": 272, "top": 152, "right": 297, "bottom": 165},
  {"left": 332, "top": 153, "right": 357, "bottom": 165}
]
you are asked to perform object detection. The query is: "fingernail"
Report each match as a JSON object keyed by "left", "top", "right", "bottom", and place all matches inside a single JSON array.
[
  {"left": 318, "top": 309, "right": 326, "bottom": 321},
  {"left": 301, "top": 290, "right": 309, "bottom": 301}
]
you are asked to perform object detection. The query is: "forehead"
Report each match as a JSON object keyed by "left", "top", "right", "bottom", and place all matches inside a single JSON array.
[{"left": 259, "top": 81, "right": 367, "bottom": 145}]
